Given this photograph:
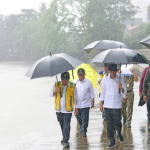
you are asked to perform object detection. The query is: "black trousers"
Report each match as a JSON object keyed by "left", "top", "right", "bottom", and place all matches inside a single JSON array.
[
  {"left": 105, "top": 108, "right": 122, "bottom": 144},
  {"left": 76, "top": 107, "right": 90, "bottom": 133},
  {"left": 147, "top": 98, "right": 150, "bottom": 123},
  {"left": 56, "top": 112, "right": 72, "bottom": 143}
]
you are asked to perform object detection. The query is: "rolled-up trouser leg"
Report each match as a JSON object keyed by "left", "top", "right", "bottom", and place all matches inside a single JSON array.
[
  {"left": 63, "top": 113, "right": 72, "bottom": 143},
  {"left": 105, "top": 108, "right": 115, "bottom": 144},
  {"left": 81, "top": 107, "right": 90, "bottom": 133}
]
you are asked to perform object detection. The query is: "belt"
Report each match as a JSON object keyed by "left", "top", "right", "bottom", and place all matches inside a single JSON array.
[{"left": 127, "top": 90, "right": 133, "bottom": 93}]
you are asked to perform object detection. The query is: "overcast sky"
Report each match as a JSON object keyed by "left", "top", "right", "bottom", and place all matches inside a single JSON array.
[{"left": 0, "top": 0, "right": 51, "bottom": 15}]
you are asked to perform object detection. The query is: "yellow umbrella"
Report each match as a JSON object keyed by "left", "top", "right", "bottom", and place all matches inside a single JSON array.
[{"left": 69, "top": 63, "right": 98, "bottom": 88}]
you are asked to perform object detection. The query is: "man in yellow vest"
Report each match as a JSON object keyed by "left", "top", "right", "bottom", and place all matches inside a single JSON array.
[
  {"left": 50, "top": 72, "right": 78, "bottom": 148},
  {"left": 98, "top": 63, "right": 108, "bottom": 119}
]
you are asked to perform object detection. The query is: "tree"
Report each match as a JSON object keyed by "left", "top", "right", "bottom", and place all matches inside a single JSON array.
[
  {"left": 39, "top": 2, "right": 47, "bottom": 12},
  {"left": 147, "top": 4, "right": 150, "bottom": 21}
]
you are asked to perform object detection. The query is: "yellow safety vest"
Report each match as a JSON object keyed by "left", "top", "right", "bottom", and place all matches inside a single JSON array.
[
  {"left": 54, "top": 81, "right": 75, "bottom": 111},
  {"left": 99, "top": 72, "right": 105, "bottom": 93}
]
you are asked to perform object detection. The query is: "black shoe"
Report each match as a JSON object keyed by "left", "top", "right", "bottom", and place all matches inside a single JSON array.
[
  {"left": 123, "top": 118, "right": 126, "bottom": 124},
  {"left": 82, "top": 132, "right": 87, "bottom": 137},
  {"left": 61, "top": 139, "right": 64, "bottom": 145},
  {"left": 126, "top": 123, "right": 131, "bottom": 128},
  {"left": 107, "top": 143, "right": 116, "bottom": 149},
  {"left": 63, "top": 142, "right": 70, "bottom": 148},
  {"left": 116, "top": 131, "right": 124, "bottom": 142}
]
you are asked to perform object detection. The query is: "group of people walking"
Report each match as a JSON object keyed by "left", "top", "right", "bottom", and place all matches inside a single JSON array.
[{"left": 50, "top": 62, "right": 150, "bottom": 149}]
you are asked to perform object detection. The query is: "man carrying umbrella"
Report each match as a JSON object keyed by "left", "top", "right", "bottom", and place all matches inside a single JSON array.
[
  {"left": 50, "top": 72, "right": 78, "bottom": 148},
  {"left": 75, "top": 68, "right": 95, "bottom": 137},
  {"left": 99, "top": 64, "right": 126, "bottom": 148},
  {"left": 98, "top": 63, "right": 108, "bottom": 120}
]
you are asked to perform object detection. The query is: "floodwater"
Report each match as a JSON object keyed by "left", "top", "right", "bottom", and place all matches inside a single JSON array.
[{"left": 0, "top": 62, "right": 149, "bottom": 150}]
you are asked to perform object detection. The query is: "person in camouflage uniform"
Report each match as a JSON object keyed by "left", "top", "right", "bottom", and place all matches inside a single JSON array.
[
  {"left": 143, "top": 68, "right": 150, "bottom": 130},
  {"left": 121, "top": 68, "right": 138, "bottom": 128}
]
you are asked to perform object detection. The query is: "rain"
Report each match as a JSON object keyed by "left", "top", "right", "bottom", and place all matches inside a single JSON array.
[{"left": 1, "top": 0, "right": 150, "bottom": 149}]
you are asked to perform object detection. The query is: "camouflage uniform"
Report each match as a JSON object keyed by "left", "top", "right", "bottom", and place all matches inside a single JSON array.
[{"left": 121, "top": 75, "right": 134, "bottom": 125}]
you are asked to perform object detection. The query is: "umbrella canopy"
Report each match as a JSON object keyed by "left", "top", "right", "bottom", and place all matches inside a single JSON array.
[
  {"left": 91, "top": 48, "right": 149, "bottom": 64},
  {"left": 25, "top": 53, "right": 83, "bottom": 79},
  {"left": 84, "top": 40, "right": 128, "bottom": 54},
  {"left": 140, "top": 35, "right": 150, "bottom": 49},
  {"left": 68, "top": 63, "right": 98, "bottom": 88}
]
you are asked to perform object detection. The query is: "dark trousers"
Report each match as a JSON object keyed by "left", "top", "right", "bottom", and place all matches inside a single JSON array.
[
  {"left": 76, "top": 107, "right": 90, "bottom": 133},
  {"left": 105, "top": 108, "right": 122, "bottom": 144},
  {"left": 56, "top": 112, "right": 72, "bottom": 143},
  {"left": 147, "top": 98, "right": 150, "bottom": 123}
]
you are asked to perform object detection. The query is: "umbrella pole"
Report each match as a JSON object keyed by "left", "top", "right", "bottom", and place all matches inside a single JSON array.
[
  {"left": 56, "top": 75, "right": 62, "bottom": 97},
  {"left": 72, "top": 70, "right": 74, "bottom": 79},
  {"left": 56, "top": 75, "right": 58, "bottom": 82},
  {"left": 119, "top": 62, "right": 121, "bottom": 94}
]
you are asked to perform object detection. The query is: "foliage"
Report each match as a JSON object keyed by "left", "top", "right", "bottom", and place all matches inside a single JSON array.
[{"left": 0, "top": 0, "right": 138, "bottom": 61}]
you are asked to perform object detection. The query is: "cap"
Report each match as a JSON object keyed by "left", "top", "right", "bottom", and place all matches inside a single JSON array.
[
  {"left": 77, "top": 68, "right": 85, "bottom": 75},
  {"left": 104, "top": 63, "right": 108, "bottom": 67},
  {"left": 61, "top": 72, "right": 70, "bottom": 80},
  {"left": 108, "top": 64, "right": 117, "bottom": 71}
]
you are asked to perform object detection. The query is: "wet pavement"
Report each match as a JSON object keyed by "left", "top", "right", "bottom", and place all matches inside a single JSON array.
[{"left": 0, "top": 62, "right": 150, "bottom": 150}]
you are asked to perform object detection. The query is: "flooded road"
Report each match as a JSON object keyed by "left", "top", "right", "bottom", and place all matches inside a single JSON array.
[{"left": 0, "top": 62, "right": 149, "bottom": 150}]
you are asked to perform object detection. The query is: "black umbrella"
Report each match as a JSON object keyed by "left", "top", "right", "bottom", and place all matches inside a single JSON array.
[
  {"left": 84, "top": 40, "right": 128, "bottom": 54},
  {"left": 25, "top": 53, "right": 83, "bottom": 79},
  {"left": 140, "top": 35, "right": 150, "bottom": 49},
  {"left": 91, "top": 48, "right": 148, "bottom": 64},
  {"left": 91, "top": 48, "right": 148, "bottom": 93}
]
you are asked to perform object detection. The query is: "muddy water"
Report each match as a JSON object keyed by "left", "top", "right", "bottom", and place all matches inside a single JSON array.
[{"left": 0, "top": 62, "right": 149, "bottom": 150}]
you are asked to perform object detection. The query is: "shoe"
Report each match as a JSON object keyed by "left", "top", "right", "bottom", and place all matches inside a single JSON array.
[
  {"left": 63, "top": 142, "right": 70, "bottom": 148},
  {"left": 61, "top": 139, "right": 64, "bottom": 145},
  {"left": 107, "top": 143, "right": 116, "bottom": 149},
  {"left": 116, "top": 131, "right": 124, "bottom": 142},
  {"left": 126, "top": 123, "right": 131, "bottom": 128},
  {"left": 123, "top": 118, "right": 126, "bottom": 124},
  {"left": 82, "top": 132, "right": 87, "bottom": 137}
]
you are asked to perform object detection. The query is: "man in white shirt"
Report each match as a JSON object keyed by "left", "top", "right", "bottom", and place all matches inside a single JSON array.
[
  {"left": 75, "top": 68, "right": 95, "bottom": 137},
  {"left": 100, "top": 64, "right": 127, "bottom": 149},
  {"left": 50, "top": 72, "right": 78, "bottom": 148}
]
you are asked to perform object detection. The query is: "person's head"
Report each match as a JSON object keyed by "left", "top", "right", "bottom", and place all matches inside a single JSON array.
[
  {"left": 77, "top": 68, "right": 85, "bottom": 81},
  {"left": 61, "top": 72, "right": 70, "bottom": 86},
  {"left": 104, "top": 63, "right": 108, "bottom": 73},
  {"left": 108, "top": 64, "right": 117, "bottom": 79}
]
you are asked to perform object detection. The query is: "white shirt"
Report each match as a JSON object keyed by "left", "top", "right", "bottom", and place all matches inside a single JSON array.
[
  {"left": 99, "top": 74, "right": 127, "bottom": 109},
  {"left": 74, "top": 78, "right": 95, "bottom": 108},
  {"left": 50, "top": 83, "right": 78, "bottom": 113}
]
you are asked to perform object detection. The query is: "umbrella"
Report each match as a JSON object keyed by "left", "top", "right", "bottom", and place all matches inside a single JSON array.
[
  {"left": 25, "top": 53, "right": 83, "bottom": 79},
  {"left": 90, "top": 48, "right": 148, "bottom": 64},
  {"left": 68, "top": 63, "right": 98, "bottom": 88},
  {"left": 84, "top": 40, "right": 128, "bottom": 54},
  {"left": 91, "top": 48, "right": 148, "bottom": 93},
  {"left": 140, "top": 35, "right": 150, "bottom": 49}
]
